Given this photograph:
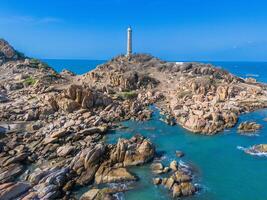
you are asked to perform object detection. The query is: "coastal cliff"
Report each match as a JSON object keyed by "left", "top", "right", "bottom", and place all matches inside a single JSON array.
[{"left": 0, "top": 40, "right": 267, "bottom": 199}]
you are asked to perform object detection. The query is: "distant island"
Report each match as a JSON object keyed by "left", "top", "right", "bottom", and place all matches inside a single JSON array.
[{"left": 0, "top": 39, "right": 267, "bottom": 200}]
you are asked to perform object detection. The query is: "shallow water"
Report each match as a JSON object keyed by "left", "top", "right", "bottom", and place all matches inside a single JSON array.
[{"left": 106, "top": 107, "right": 267, "bottom": 200}]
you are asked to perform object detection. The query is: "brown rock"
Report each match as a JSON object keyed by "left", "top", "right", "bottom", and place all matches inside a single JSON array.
[
  {"left": 80, "top": 188, "right": 99, "bottom": 200},
  {"left": 153, "top": 177, "right": 162, "bottom": 185},
  {"left": 110, "top": 135, "right": 155, "bottom": 166},
  {"left": 169, "top": 160, "right": 178, "bottom": 171},
  {"left": 151, "top": 162, "right": 164, "bottom": 174},
  {"left": 95, "top": 166, "right": 136, "bottom": 184},
  {"left": 238, "top": 121, "right": 262, "bottom": 133},
  {"left": 57, "top": 145, "right": 75, "bottom": 157}
]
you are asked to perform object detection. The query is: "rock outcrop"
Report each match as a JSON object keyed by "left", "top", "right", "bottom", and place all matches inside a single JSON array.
[
  {"left": 69, "top": 143, "right": 106, "bottom": 185},
  {"left": 238, "top": 121, "right": 262, "bottom": 133},
  {"left": 0, "top": 39, "right": 22, "bottom": 64},
  {"left": 152, "top": 160, "right": 198, "bottom": 198},
  {"left": 110, "top": 134, "right": 155, "bottom": 166},
  {"left": 244, "top": 144, "right": 267, "bottom": 156}
]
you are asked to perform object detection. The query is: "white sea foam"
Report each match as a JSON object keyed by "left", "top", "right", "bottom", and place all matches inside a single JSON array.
[
  {"left": 250, "top": 152, "right": 267, "bottom": 156},
  {"left": 237, "top": 146, "right": 267, "bottom": 157},
  {"left": 178, "top": 160, "right": 192, "bottom": 174},
  {"left": 245, "top": 74, "right": 259, "bottom": 77},
  {"left": 179, "top": 160, "right": 190, "bottom": 169},
  {"left": 107, "top": 182, "right": 132, "bottom": 200},
  {"left": 239, "top": 132, "right": 259, "bottom": 137},
  {"left": 237, "top": 145, "right": 246, "bottom": 150}
]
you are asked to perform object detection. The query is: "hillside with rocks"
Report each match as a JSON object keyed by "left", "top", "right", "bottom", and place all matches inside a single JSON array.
[
  {"left": 80, "top": 54, "right": 267, "bottom": 134},
  {"left": 0, "top": 40, "right": 267, "bottom": 199}
]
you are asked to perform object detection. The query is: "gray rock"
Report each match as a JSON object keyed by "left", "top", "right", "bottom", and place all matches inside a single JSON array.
[
  {"left": 0, "top": 182, "right": 31, "bottom": 200},
  {"left": 0, "top": 164, "right": 25, "bottom": 183}
]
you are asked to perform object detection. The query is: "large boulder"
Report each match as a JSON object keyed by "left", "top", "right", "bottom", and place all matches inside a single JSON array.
[
  {"left": 69, "top": 143, "right": 106, "bottom": 185},
  {"left": 0, "top": 164, "right": 25, "bottom": 183},
  {"left": 27, "top": 167, "right": 70, "bottom": 199},
  {"left": 95, "top": 164, "right": 136, "bottom": 184},
  {"left": 0, "top": 182, "right": 31, "bottom": 200},
  {"left": 110, "top": 135, "right": 155, "bottom": 166}
]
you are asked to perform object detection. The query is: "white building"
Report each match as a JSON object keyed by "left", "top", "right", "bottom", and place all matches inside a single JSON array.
[{"left": 127, "top": 27, "right": 132, "bottom": 56}]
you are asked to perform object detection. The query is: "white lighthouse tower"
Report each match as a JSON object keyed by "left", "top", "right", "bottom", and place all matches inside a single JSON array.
[{"left": 127, "top": 26, "right": 132, "bottom": 56}]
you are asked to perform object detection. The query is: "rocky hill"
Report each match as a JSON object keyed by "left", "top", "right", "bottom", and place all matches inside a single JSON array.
[
  {"left": 0, "top": 39, "right": 24, "bottom": 64},
  {"left": 79, "top": 54, "right": 267, "bottom": 134},
  {"left": 0, "top": 40, "right": 267, "bottom": 199}
]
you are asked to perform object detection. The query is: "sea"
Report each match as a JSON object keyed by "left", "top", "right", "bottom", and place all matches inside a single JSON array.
[{"left": 44, "top": 59, "right": 267, "bottom": 200}]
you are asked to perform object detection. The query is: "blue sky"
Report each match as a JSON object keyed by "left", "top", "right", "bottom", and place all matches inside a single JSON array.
[{"left": 1, "top": 0, "right": 267, "bottom": 61}]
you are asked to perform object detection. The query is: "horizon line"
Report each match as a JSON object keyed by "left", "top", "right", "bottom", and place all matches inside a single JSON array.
[{"left": 40, "top": 58, "right": 267, "bottom": 63}]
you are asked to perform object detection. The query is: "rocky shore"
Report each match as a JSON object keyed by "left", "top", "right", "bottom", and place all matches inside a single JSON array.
[
  {"left": 1, "top": 39, "right": 267, "bottom": 199},
  {"left": 152, "top": 160, "right": 198, "bottom": 198},
  {"left": 242, "top": 144, "right": 267, "bottom": 156}
]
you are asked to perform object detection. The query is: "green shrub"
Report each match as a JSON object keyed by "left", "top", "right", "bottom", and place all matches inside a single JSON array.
[
  {"left": 118, "top": 91, "right": 138, "bottom": 100},
  {"left": 24, "top": 77, "right": 37, "bottom": 85},
  {"left": 177, "top": 90, "right": 192, "bottom": 99},
  {"left": 29, "top": 58, "right": 50, "bottom": 69}
]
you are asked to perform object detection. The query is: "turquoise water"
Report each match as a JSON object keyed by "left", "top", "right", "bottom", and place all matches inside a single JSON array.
[{"left": 43, "top": 59, "right": 267, "bottom": 199}]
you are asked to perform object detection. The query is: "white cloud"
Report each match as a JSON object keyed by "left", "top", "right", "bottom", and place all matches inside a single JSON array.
[{"left": 0, "top": 15, "right": 63, "bottom": 25}]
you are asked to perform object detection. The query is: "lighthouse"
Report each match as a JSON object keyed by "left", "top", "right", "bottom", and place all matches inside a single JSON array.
[{"left": 127, "top": 26, "right": 132, "bottom": 56}]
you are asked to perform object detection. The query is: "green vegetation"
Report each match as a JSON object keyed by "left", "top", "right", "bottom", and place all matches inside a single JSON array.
[
  {"left": 29, "top": 58, "right": 50, "bottom": 69},
  {"left": 23, "top": 77, "right": 37, "bottom": 85},
  {"left": 118, "top": 91, "right": 138, "bottom": 100},
  {"left": 15, "top": 50, "right": 25, "bottom": 58},
  {"left": 177, "top": 90, "right": 192, "bottom": 99}
]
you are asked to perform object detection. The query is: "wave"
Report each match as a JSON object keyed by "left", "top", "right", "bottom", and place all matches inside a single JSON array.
[
  {"left": 239, "top": 132, "right": 259, "bottom": 137},
  {"left": 245, "top": 74, "right": 259, "bottom": 77},
  {"left": 179, "top": 160, "right": 190, "bottom": 169},
  {"left": 178, "top": 160, "right": 192, "bottom": 175},
  {"left": 107, "top": 182, "right": 134, "bottom": 200}
]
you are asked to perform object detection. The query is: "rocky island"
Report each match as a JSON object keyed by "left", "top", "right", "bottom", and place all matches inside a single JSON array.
[{"left": 1, "top": 39, "right": 267, "bottom": 199}]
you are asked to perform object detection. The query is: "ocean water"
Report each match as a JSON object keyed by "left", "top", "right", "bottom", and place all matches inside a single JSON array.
[
  {"left": 43, "top": 59, "right": 267, "bottom": 200},
  {"left": 43, "top": 59, "right": 106, "bottom": 75},
  {"left": 205, "top": 61, "right": 267, "bottom": 83}
]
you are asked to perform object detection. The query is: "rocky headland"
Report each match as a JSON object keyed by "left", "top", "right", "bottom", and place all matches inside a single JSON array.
[{"left": 1, "top": 39, "right": 267, "bottom": 199}]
